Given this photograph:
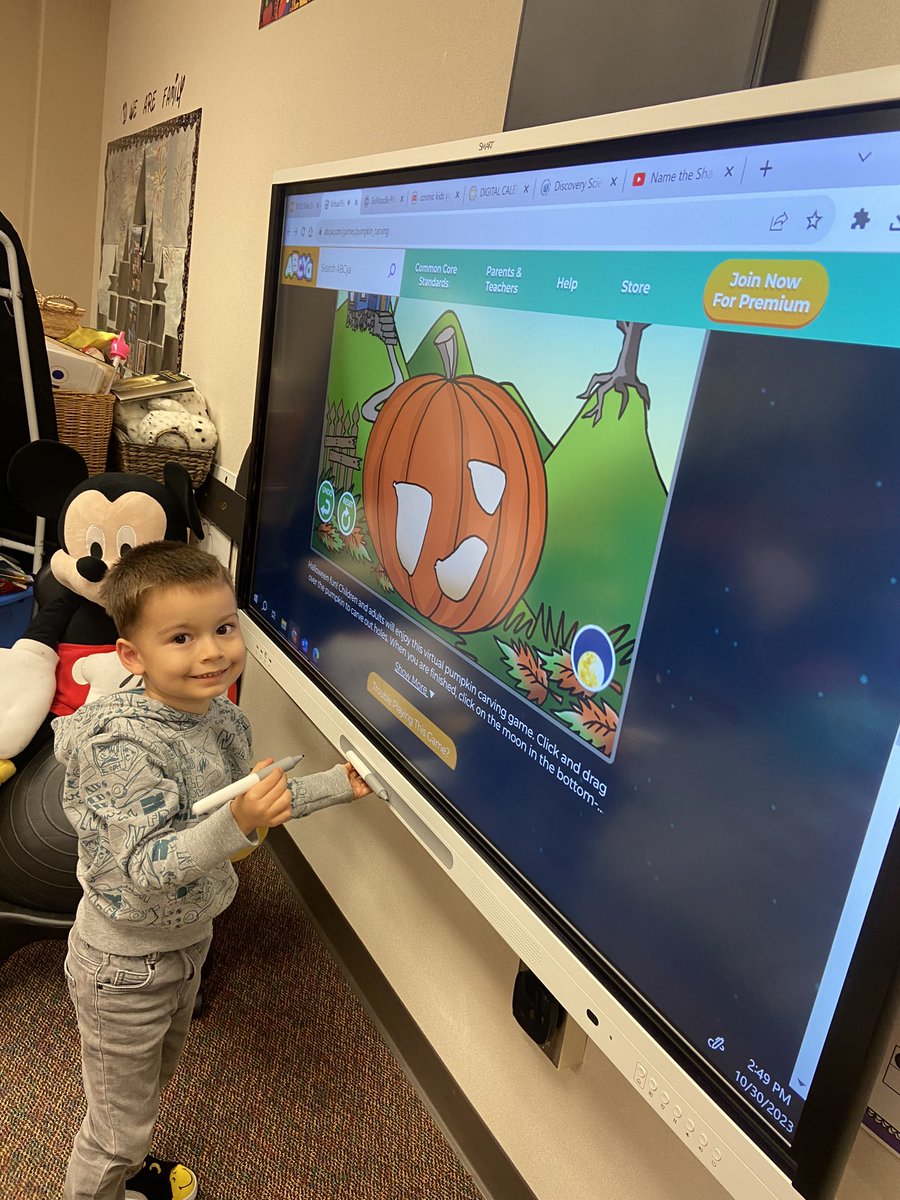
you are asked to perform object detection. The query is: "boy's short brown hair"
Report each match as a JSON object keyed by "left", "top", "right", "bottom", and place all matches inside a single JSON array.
[{"left": 101, "top": 540, "right": 235, "bottom": 637}]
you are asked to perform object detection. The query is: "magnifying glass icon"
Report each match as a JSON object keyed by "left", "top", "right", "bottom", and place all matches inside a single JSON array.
[{"left": 388, "top": 262, "right": 397, "bottom": 278}]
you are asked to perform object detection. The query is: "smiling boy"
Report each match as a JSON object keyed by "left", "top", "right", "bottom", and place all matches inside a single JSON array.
[{"left": 54, "top": 540, "right": 369, "bottom": 1200}]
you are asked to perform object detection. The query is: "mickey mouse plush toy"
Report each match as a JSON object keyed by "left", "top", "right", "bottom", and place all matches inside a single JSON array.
[{"left": 0, "top": 438, "right": 203, "bottom": 781}]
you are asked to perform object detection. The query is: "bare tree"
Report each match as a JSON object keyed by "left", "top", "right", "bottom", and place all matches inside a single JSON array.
[{"left": 578, "top": 321, "right": 650, "bottom": 425}]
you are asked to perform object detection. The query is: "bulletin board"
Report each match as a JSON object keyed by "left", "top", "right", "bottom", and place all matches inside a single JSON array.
[{"left": 97, "top": 108, "right": 202, "bottom": 374}]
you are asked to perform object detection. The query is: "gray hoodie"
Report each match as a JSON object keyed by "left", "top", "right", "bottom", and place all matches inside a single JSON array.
[{"left": 53, "top": 691, "right": 352, "bottom": 955}]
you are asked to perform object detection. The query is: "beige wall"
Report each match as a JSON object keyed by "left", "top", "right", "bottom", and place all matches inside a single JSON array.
[
  {"left": 802, "top": 0, "right": 900, "bottom": 75},
  {"left": 59, "top": 1, "right": 900, "bottom": 1197},
  {"left": 0, "top": 4, "right": 41, "bottom": 241},
  {"left": 98, "top": 0, "right": 523, "bottom": 469},
  {"left": 0, "top": 0, "right": 109, "bottom": 306}
]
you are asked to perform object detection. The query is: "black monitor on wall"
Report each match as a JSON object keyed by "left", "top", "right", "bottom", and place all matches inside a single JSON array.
[
  {"left": 239, "top": 66, "right": 900, "bottom": 1199},
  {"left": 503, "top": 0, "right": 818, "bottom": 131}
]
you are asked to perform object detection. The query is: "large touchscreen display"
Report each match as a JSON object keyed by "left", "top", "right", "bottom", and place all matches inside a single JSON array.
[{"left": 246, "top": 108, "right": 900, "bottom": 1146}]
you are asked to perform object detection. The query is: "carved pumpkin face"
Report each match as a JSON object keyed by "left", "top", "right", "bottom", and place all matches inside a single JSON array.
[{"left": 363, "top": 365, "right": 547, "bottom": 634}]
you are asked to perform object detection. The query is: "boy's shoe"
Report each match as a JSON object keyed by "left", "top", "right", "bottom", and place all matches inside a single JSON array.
[{"left": 125, "top": 1154, "right": 198, "bottom": 1200}]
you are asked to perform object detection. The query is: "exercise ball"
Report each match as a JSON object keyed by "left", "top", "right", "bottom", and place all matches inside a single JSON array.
[{"left": 0, "top": 741, "right": 80, "bottom": 913}]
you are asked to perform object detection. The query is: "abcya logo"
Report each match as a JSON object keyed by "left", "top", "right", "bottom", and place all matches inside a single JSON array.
[{"left": 285, "top": 252, "right": 314, "bottom": 281}]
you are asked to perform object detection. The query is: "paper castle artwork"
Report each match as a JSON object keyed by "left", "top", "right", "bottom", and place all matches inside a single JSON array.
[{"left": 98, "top": 152, "right": 177, "bottom": 375}]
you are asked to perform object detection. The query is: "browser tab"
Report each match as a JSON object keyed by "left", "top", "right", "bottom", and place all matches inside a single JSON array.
[
  {"left": 464, "top": 172, "right": 539, "bottom": 208},
  {"left": 286, "top": 194, "right": 322, "bottom": 219},
  {"left": 361, "top": 187, "right": 408, "bottom": 214},
  {"left": 613, "top": 151, "right": 750, "bottom": 198},
  {"left": 408, "top": 183, "right": 464, "bottom": 211},
  {"left": 532, "top": 166, "right": 618, "bottom": 205},
  {"left": 322, "top": 190, "right": 362, "bottom": 215}
]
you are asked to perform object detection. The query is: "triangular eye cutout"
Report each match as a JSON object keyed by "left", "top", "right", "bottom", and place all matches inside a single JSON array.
[
  {"left": 435, "top": 537, "right": 488, "bottom": 601},
  {"left": 468, "top": 460, "right": 506, "bottom": 514},
  {"left": 393, "top": 482, "right": 432, "bottom": 574}
]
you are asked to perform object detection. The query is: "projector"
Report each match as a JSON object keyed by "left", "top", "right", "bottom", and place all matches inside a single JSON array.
[{"left": 45, "top": 337, "right": 116, "bottom": 393}]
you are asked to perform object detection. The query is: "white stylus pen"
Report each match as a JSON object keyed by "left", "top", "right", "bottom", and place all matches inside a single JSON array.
[
  {"left": 345, "top": 749, "right": 389, "bottom": 800},
  {"left": 192, "top": 754, "right": 304, "bottom": 816}
]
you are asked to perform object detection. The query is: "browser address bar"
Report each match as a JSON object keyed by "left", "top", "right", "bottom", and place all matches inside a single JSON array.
[{"left": 309, "top": 194, "right": 836, "bottom": 252}]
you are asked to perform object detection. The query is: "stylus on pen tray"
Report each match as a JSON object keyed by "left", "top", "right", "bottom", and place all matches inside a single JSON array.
[
  {"left": 192, "top": 755, "right": 304, "bottom": 815},
  {"left": 345, "top": 749, "right": 390, "bottom": 800}
]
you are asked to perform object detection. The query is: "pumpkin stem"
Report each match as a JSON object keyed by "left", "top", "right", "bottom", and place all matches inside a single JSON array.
[{"left": 434, "top": 326, "right": 458, "bottom": 379}]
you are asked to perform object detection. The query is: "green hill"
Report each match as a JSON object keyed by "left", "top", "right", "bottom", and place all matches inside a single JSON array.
[
  {"left": 406, "top": 310, "right": 474, "bottom": 377},
  {"left": 527, "top": 385, "right": 667, "bottom": 642}
]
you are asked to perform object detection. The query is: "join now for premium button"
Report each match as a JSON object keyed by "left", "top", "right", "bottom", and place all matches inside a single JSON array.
[{"left": 703, "top": 259, "right": 829, "bottom": 329}]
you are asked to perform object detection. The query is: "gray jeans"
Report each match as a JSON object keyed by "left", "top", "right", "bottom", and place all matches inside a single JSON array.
[{"left": 62, "top": 927, "right": 211, "bottom": 1200}]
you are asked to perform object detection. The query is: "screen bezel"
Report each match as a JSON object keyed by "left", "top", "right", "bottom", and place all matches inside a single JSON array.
[{"left": 237, "top": 66, "right": 900, "bottom": 1199}]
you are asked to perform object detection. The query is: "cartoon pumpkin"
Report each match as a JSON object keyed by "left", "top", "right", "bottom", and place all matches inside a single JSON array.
[{"left": 362, "top": 326, "right": 547, "bottom": 634}]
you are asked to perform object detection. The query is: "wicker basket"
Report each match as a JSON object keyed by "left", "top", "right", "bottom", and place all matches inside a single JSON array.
[
  {"left": 53, "top": 392, "right": 115, "bottom": 475},
  {"left": 111, "top": 430, "right": 214, "bottom": 488},
  {"left": 36, "top": 293, "right": 86, "bottom": 340}
]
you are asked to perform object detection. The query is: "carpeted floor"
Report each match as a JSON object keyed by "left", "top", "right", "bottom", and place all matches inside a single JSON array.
[{"left": 0, "top": 847, "right": 483, "bottom": 1199}]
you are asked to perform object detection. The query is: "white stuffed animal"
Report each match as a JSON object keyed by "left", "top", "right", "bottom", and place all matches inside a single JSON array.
[{"left": 115, "top": 390, "right": 218, "bottom": 451}]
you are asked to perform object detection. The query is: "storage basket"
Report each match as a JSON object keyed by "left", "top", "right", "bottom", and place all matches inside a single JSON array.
[
  {"left": 111, "top": 429, "right": 214, "bottom": 488},
  {"left": 53, "top": 391, "right": 115, "bottom": 475},
  {"left": 36, "top": 293, "right": 85, "bottom": 339}
]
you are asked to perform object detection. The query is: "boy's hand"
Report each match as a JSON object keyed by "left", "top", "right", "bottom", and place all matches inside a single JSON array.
[
  {"left": 342, "top": 761, "right": 373, "bottom": 798},
  {"left": 231, "top": 758, "right": 292, "bottom": 836}
]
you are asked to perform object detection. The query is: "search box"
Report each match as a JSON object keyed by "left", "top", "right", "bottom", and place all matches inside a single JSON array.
[{"left": 317, "top": 247, "right": 403, "bottom": 294}]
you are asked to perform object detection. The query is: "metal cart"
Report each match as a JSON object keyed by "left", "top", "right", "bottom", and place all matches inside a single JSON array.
[{"left": 0, "top": 228, "right": 46, "bottom": 573}]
